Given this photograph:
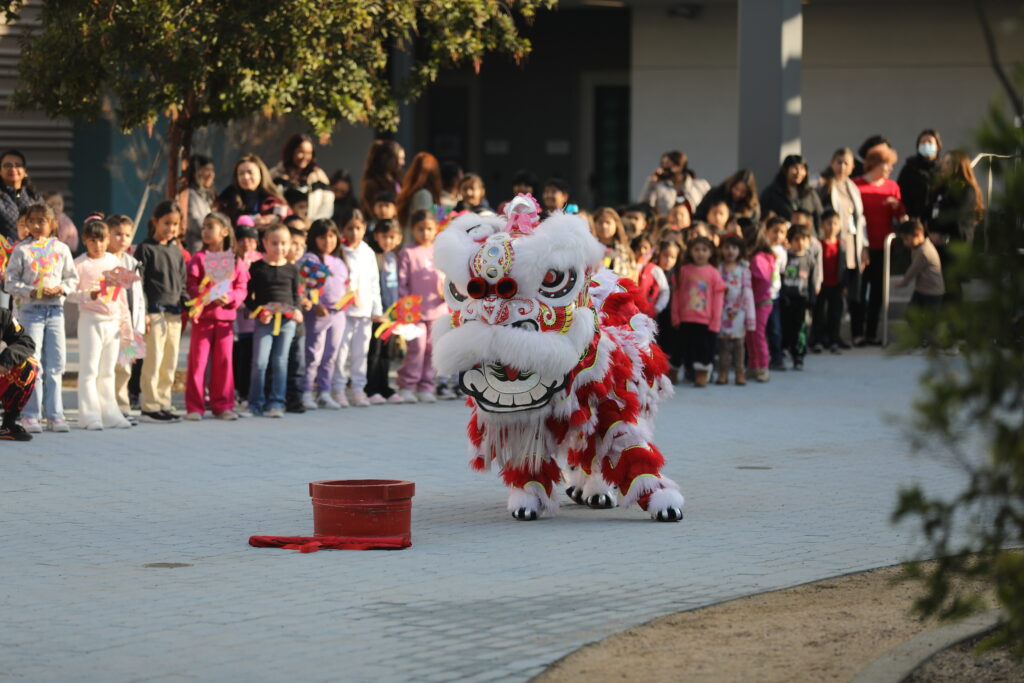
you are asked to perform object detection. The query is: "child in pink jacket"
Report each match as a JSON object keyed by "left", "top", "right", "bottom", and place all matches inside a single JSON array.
[
  {"left": 184, "top": 212, "right": 249, "bottom": 420},
  {"left": 396, "top": 209, "right": 446, "bottom": 403},
  {"left": 746, "top": 230, "right": 777, "bottom": 382},
  {"left": 671, "top": 236, "right": 725, "bottom": 387}
]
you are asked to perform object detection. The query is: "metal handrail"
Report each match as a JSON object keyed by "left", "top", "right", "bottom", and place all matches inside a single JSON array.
[{"left": 881, "top": 232, "right": 897, "bottom": 348}]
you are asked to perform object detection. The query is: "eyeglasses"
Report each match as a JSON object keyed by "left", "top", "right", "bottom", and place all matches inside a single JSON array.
[{"left": 2, "top": 162, "right": 25, "bottom": 171}]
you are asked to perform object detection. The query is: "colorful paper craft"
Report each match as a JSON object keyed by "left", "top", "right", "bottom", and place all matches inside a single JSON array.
[
  {"left": 99, "top": 266, "right": 140, "bottom": 303},
  {"left": 117, "top": 331, "right": 146, "bottom": 367},
  {"left": 27, "top": 238, "right": 59, "bottom": 297},
  {"left": 299, "top": 259, "right": 331, "bottom": 305},
  {"left": 0, "top": 235, "right": 12, "bottom": 279},
  {"left": 373, "top": 295, "right": 423, "bottom": 342},
  {"left": 185, "top": 251, "right": 236, "bottom": 319},
  {"left": 249, "top": 302, "right": 296, "bottom": 336}
]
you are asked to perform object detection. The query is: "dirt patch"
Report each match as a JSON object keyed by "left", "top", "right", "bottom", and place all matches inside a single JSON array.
[
  {"left": 535, "top": 564, "right": 1001, "bottom": 683},
  {"left": 907, "top": 632, "right": 1024, "bottom": 682}
]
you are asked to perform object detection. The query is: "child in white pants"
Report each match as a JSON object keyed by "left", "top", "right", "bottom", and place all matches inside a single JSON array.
[
  {"left": 70, "top": 218, "right": 131, "bottom": 430},
  {"left": 331, "top": 208, "right": 382, "bottom": 407}
]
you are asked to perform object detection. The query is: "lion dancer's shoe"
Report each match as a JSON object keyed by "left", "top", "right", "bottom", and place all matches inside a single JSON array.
[
  {"left": 602, "top": 444, "right": 684, "bottom": 522},
  {"left": 502, "top": 459, "right": 562, "bottom": 521}
]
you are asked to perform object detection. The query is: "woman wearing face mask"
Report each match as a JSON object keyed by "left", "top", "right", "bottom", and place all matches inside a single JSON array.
[{"left": 896, "top": 129, "right": 942, "bottom": 222}]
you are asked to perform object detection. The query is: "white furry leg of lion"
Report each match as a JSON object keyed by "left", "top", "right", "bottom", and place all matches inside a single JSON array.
[
  {"left": 646, "top": 487, "right": 685, "bottom": 522},
  {"left": 581, "top": 472, "right": 617, "bottom": 509},
  {"left": 507, "top": 481, "right": 559, "bottom": 521},
  {"left": 563, "top": 465, "right": 587, "bottom": 505}
]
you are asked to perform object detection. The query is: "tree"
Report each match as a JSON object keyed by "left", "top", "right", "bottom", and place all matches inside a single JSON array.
[
  {"left": 2, "top": 0, "right": 555, "bottom": 198},
  {"left": 892, "top": 53, "right": 1024, "bottom": 659}
]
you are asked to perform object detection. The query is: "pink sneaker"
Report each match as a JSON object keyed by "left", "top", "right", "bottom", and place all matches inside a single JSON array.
[
  {"left": 367, "top": 393, "right": 387, "bottom": 405},
  {"left": 386, "top": 393, "right": 405, "bottom": 404}
]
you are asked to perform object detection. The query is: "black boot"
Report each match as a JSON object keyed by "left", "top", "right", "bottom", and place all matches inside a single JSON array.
[{"left": 0, "top": 414, "right": 32, "bottom": 441}]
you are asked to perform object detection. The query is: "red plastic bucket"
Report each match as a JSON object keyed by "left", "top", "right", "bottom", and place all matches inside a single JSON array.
[{"left": 309, "top": 480, "right": 415, "bottom": 542}]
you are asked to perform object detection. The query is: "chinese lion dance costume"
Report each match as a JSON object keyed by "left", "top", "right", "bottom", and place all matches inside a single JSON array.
[{"left": 432, "top": 195, "right": 685, "bottom": 522}]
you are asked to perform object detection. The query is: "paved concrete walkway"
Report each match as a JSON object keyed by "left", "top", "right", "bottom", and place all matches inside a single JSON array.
[{"left": 1, "top": 350, "right": 962, "bottom": 682}]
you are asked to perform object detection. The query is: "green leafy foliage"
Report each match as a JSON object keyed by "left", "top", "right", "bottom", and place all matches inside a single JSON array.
[
  {"left": 10, "top": 0, "right": 553, "bottom": 133},
  {"left": 893, "top": 74, "right": 1024, "bottom": 656},
  {"left": 5, "top": 0, "right": 554, "bottom": 197}
]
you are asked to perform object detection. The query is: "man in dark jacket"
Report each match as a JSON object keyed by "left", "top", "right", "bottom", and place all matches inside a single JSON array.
[{"left": 0, "top": 308, "right": 38, "bottom": 440}]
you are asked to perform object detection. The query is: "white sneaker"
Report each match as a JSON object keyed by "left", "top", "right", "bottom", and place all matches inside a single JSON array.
[
  {"left": 86, "top": 421, "right": 104, "bottom": 431},
  {"left": 301, "top": 391, "right": 319, "bottom": 411},
  {"left": 330, "top": 391, "right": 350, "bottom": 408},
  {"left": 265, "top": 407, "right": 284, "bottom": 418},
  {"left": 22, "top": 418, "right": 42, "bottom": 433},
  {"left": 318, "top": 393, "right": 342, "bottom": 410},
  {"left": 184, "top": 412, "right": 202, "bottom": 421},
  {"left": 47, "top": 418, "right": 70, "bottom": 433},
  {"left": 438, "top": 386, "right": 457, "bottom": 400},
  {"left": 351, "top": 391, "right": 371, "bottom": 407},
  {"left": 416, "top": 391, "right": 437, "bottom": 404},
  {"left": 368, "top": 393, "right": 387, "bottom": 405},
  {"left": 113, "top": 419, "right": 133, "bottom": 429},
  {"left": 386, "top": 393, "right": 405, "bottom": 404},
  {"left": 398, "top": 389, "right": 418, "bottom": 404}
]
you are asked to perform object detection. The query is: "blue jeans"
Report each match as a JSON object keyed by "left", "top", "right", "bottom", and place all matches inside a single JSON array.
[
  {"left": 248, "top": 319, "right": 296, "bottom": 414},
  {"left": 18, "top": 304, "right": 66, "bottom": 420}
]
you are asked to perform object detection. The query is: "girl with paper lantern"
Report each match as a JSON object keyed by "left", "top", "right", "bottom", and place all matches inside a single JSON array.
[
  {"left": 68, "top": 218, "right": 133, "bottom": 430},
  {"left": 184, "top": 212, "right": 250, "bottom": 421},
  {"left": 3, "top": 202, "right": 78, "bottom": 433},
  {"left": 395, "top": 209, "right": 446, "bottom": 403},
  {"left": 297, "top": 219, "right": 350, "bottom": 410}
]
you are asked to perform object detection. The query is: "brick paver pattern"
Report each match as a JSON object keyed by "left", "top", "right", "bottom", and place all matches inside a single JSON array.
[{"left": 1, "top": 352, "right": 963, "bottom": 681}]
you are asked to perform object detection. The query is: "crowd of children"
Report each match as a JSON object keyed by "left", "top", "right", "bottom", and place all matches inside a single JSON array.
[{"left": 0, "top": 134, "right": 951, "bottom": 441}]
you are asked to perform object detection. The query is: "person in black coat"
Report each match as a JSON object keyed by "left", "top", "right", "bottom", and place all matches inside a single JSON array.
[
  {"left": 0, "top": 308, "right": 38, "bottom": 440},
  {"left": 0, "top": 149, "right": 37, "bottom": 243},
  {"left": 759, "top": 154, "right": 823, "bottom": 227},
  {"left": 896, "top": 129, "right": 941, "bottom": 222}
]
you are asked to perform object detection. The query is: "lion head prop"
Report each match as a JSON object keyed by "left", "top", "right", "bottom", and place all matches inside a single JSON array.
[{"left": 432, "top": 195, "right": 684, "bottom": 521}]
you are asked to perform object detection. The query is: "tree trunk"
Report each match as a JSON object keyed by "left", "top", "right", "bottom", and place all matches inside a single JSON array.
[{"left": 167, "top": 119, "right": 183, "bottom": 202}]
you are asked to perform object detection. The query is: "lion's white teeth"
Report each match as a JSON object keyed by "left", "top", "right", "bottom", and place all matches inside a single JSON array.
[
  {"left": 483, "top": 387, "right": 500, "bottom": 404},
  {"left": 498, "top": 392, "right": 514, "bottom": 406},
  {"left": 529, "top": 385, "right": 548, "bottom": 401},
  {"left": 513, "top": 392, "right": 532, "bottom": 406}
]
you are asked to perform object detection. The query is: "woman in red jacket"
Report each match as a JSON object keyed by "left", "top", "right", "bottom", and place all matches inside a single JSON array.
[{"left": 853, "top": 145, "right": 906, "bottom": 345}]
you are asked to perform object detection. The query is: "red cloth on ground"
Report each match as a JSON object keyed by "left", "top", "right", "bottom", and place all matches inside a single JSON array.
[{"left": 248, "top": 535, "right": 411, "bottom": 553}]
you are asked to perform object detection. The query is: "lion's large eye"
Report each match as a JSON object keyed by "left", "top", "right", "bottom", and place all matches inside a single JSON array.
[
  {"left": 539, "top": 268, "right": 577, "bottom": 299},
  {"left": 448, "top": 280, "right": 467, "bottom": 302}
]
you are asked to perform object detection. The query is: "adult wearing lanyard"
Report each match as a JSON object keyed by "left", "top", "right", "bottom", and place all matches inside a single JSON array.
[{"left": 818, "top": 147, "right": 866, "bottom": 348}]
